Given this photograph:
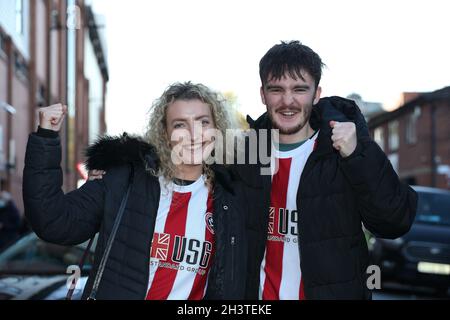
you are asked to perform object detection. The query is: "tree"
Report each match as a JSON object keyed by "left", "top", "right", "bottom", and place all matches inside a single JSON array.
[{"left": 222, "top": 91, "right": 249, "bottom": 130}]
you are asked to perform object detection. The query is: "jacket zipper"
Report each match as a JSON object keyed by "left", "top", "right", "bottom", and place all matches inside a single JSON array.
[
  {"left": 142, "top": 179, "right": 160, "bottom": 300},
  {"left": 297, "top": 197, "right": 302, "bottom": 283},
  {"left": 230, "top": 236, "right": 235, "bottom": 282}
]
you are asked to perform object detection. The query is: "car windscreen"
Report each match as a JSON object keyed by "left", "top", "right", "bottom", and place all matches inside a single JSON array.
[
  {"left": 0, "top": 234, "right": 94, "bottom": 275},
  {"left": 416, "top": 191, "right": 450, "bottom": 226}
]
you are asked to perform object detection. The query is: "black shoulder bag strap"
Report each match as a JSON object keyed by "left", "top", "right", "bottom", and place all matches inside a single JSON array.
[
  {"left": 88, "top": 164, "right": 134, "bottom": 300},
  {"left": 66, "top": 164, "right": 135, "bottom": 300},
  {"left": 66, "top": 237, "right": 95, "bottom": 300}
]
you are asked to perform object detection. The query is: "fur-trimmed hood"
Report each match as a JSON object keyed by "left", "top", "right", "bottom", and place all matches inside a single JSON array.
[
  {"left": 84, "top": 133, "right": 159, "bottom": 171},
  {"left": 84, "top": 133, "right": 236, "bottom": 194}
]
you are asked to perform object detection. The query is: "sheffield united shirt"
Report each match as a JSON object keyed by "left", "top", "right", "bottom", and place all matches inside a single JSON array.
[
  {"left": 146, "top": 175, "right": 214, "bottom": 300},
  {"left": 260, "top": 131, "right": 319, "bottom": 300}
]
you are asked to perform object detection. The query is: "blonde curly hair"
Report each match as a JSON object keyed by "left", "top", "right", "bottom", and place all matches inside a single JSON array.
[{"left": 144, "top": 82, "right": 235, "bottom": 189}]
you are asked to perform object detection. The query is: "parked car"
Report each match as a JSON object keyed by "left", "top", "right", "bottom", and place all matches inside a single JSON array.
[
  {"left": 0, "top": 233, "right": 94, "bottom": 300},
  {"left": 369, "top": 186, "right": 450, "bottom": 295}
]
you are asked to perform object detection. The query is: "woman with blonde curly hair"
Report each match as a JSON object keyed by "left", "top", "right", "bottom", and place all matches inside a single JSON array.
[
  {"left": 23, "top": 82, "right": 248, "bottom": 300},
  {"left": 145, "top": 81, "right": 234, "bottom": 190}
]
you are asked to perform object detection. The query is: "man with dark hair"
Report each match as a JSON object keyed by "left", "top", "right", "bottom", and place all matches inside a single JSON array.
[{"left": 235, "top": 40, "right": 417, "bottom": 300}]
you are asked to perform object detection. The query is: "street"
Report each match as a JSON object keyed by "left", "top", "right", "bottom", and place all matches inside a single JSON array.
[{"left": 373, "top": 282, "right": 450, "bottom": 300}]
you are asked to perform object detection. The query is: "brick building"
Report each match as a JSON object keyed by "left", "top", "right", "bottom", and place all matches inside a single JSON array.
[
  {"left": 368, "top": 87, "right": 450, "bottom": 190},
  {"left": 0, "top": 0, "right": 108, "bottom": 213}
]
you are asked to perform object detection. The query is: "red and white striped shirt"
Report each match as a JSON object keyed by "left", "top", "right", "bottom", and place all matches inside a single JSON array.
[
  {"left": 260, "top": 131, "right": 319, "bottom": 300},
  {"left": 146, "top": 175, "right": 214, "bottom": 300}
]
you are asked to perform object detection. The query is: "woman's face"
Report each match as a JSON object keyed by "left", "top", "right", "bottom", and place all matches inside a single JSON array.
[{"left": 165, "top": 99, "right": 216, "bottom": 166}]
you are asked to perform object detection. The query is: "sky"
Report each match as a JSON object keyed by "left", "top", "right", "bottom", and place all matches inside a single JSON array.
[{"left": 90, "top": 0, "right": 450, "bottom": 136}]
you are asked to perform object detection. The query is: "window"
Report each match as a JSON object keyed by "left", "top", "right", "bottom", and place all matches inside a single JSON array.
[
  {"left": 15, "top": 0, "right": 24, "bottom": 35},
  {"left": 388, "top": 120, "right": 399, "bottom": 151},
  {"left": 0, "top": 32, "right": 6, "bottom": 56},
  {"left": 388, "top": 153, "right": 399, "bottom": 174},
  {"left": 416, "top": 191, "right": 450, "bottom": 226},
  {"left": 0, "top": 233, "right": 96, "bottom": 274},
  {"left": 36, "top": 84, "right": 47, "bottom": 107},
  {"left": 14, "top": 51, "right": 28, "bottom": 79},
  {"left": 406, "top": 106, "right": 420, "bottom": 145},
  {"left": 374, "top": 127, "right": 385, "bottom": 151}
]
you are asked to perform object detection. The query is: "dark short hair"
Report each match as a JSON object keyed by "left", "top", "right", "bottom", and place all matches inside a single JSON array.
[{"left": 259, "top": 40, "right": 325, "bottom": 88}]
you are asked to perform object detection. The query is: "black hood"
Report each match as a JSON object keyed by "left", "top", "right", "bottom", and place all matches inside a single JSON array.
[
  {"left": 312, "top": 96, "right": 370, "bottom": 138},
  {"left": 84, "top": 133, "right": 159, "bottom": 171}
]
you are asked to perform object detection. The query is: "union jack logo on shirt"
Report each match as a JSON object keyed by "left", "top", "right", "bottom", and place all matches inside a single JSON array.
[
  {"left": 150, "top": 232, "right": 170, "bottom": 261},
  {"left": 268, "top": 207, "right": 275, "bottom": 234}
]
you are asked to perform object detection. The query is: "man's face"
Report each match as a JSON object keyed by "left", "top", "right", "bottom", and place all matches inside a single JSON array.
[{"left": 261, "top": 71, "right": 321, "bottom": 136}]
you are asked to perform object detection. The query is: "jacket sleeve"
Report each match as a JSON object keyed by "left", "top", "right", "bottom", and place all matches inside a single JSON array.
[
  {"left": 339, "top": 137, "right": 418, "bottom": 239},
  {"left": 23, "top": 133, "right": 105, "bottom": 246}
]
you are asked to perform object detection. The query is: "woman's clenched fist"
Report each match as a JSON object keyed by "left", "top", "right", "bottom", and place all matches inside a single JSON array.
[{"left": 39, "top": 103, "right": 68, "bottom": 132}]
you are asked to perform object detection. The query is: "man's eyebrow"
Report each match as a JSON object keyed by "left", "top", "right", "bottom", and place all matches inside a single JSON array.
[
  {"left": 293, "top": 84, "right": 310, "bottom": 89},
  {"left": 265, "top": 84, "right": 310, "bottom": 90},
  {"left": 265, "top": 85, "right": 283, "bottom": 90}
]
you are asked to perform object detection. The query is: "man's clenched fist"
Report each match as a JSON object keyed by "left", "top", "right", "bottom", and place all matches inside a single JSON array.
[
  {"left": 330, "top": 120, "right": 357, "bottom": 158},
  {"left": 39, "top": 104, "right": 68, "bottom": 132}
]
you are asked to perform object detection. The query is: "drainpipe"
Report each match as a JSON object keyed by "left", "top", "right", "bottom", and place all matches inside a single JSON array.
[
  {"left": 430, "top": 102, "right": 437, "bottom": 187},
  {"left": 5, "top": 36, "right": 13, "bottom": 192}
]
